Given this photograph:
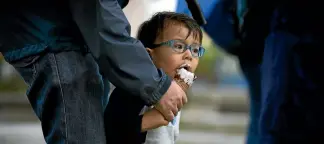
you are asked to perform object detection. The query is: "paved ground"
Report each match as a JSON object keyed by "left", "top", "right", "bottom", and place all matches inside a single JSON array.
[
  {"left": 0, "top": 123, "right": 45, "bottom": 144},
  {"left": 181, "top": 109, "right": 248, "bottom": 128},
  {"left": 0, "top": 122, "right": 245, "bottom": 144},
  {"left": 0, "top": 108, "right": 247, "bottom": 144},
  {"left": 178, "top": 130, "right": 244, "bottom": 144},
  {"left": 0, "top": 84, "right": 248, "bottom": 144}
]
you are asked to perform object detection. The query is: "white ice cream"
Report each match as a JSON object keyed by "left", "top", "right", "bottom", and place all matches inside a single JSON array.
[{"left": 176, "top": 68, "right": 196, "bottom": 86}]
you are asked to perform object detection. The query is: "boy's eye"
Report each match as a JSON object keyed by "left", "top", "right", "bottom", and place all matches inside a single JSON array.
[
  {"left": 173, "top": 42, "right": 186, "bottom": 50},
  {"left": 192, "top": 48, "right": 199, "bottom": 54},
  {"left": 191, "top": 45, "right": 201, "bottom": 55}
]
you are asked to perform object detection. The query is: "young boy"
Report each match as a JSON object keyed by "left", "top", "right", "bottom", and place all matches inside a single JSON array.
[{"left": 104, "top": 12, "right": 204, "bottom": 144}]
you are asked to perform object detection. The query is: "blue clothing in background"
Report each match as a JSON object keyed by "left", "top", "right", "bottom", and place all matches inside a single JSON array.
[
  {"left": 260, "top": 2, "right": 324, "bottom": 143},
  {"left": 177, "top": 1, "right": 263, "bottom": 143}
]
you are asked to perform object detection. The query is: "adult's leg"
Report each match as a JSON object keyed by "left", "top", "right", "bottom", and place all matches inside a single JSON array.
[
  {"left": 260, "top": 29, "right": 324, "bottom": 144},
  {"left": 240, "top": 63, "right": 261, "bottom": 144},
  {"left": 10, "top": 51, "right": 106, "bottom": 144}
]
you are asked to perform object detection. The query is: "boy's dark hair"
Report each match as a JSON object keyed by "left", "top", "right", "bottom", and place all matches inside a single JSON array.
[{"left": 137, "top": 12, "right": 203, "bottom": 48}]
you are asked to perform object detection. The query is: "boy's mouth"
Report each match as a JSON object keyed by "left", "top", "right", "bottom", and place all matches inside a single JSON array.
[
  {"left": 178, "top": 63, "right": 192, "bottom": 72},
  {"left": 174, "top": 63, "right": 197, "bottom": 85}
]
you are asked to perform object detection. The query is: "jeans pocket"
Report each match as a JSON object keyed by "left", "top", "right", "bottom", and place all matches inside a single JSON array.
[
  {"left": 10, "top": 55, "right": 41, "bottom": 85},
  {"left": 10, "top": 55, "right": 40, "bottom": 68}
]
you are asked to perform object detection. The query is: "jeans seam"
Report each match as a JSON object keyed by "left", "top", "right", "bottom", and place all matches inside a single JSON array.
[
  {"left": 32, "top": 62, "right": 37, "bottom": 84},
  {"left": 52, "top": 53, "right": 69, "bottom": 143}
]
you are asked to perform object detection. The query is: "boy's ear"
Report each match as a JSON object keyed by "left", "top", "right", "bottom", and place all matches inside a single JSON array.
[{"left": 146, "top": 48, "right": 153, "bottom": 55}]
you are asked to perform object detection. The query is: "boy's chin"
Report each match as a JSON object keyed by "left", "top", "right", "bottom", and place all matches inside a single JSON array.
[{"left": 166, "top": 72, "right": 176, "bottom": 79}]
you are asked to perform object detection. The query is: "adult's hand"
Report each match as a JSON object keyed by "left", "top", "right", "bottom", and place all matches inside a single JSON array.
[{"left": 154, "top": 81, "right": 187, "bottom": 121}]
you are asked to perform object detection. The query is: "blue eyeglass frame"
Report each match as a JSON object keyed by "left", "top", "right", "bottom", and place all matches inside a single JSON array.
[{"left": 149, "top": 40, "right": 205, "bottom": 57}]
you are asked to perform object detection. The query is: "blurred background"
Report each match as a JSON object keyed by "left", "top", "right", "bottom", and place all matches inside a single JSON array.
[{"left": 0, "top": 0, "right": 249, "bottom": 143}]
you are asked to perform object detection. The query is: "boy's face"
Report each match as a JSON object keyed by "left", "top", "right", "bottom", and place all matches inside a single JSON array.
[{"left": 147, "top": 22, "right": 200, "bottom": 79}]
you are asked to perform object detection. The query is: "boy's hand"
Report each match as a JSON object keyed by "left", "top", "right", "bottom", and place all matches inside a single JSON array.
[{"left": 141, "top": 108, "right": 169, "bottom": 132}]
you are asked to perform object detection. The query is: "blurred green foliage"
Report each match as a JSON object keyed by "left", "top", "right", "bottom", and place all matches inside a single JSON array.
[
  {"left": 0, "top": 54, "right": 27, "bottom": 92},
  {"left": 194, "top": 33, "right": 224, "bottom": 80},
  {"left": 0, "top": 76, "right": 27, "bottom": 92}
]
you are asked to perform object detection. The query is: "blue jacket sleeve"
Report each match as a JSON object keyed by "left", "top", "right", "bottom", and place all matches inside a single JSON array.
[
  {"left": 202, "top": 0, "right": 241, "bottom": 55},
  {"left": 70, "top": 0, "right": 171, "bottom": 105},
  {"left": 203, "top": 0, "right": 274, "bottom": 64}
]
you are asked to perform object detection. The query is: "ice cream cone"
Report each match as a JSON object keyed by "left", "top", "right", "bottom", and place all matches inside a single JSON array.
[
  {"left": 175, "top": 79, "right": 190, "bottom": 91},
  {"left": 174, "top": 68, "right": 197, "bottom": 92}
]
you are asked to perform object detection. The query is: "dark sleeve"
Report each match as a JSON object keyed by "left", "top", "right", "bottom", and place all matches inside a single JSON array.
[
  {"left": 117, "top": 0, "right": 129, "bottom": 9},
  {"left": 104, "top": 88, "right": 147, "bottom": 144},
  {"left": 137, "top": 115, "right": 149, "bottom": 143},
  {"left": 69, "top": 0, "right": 171, "bottom": 106},
  {"left": 96, "top": 0, "right": 172, "bottom": 106}
]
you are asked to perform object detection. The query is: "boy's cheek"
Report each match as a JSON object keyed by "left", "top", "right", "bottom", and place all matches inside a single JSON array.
[
  {"left": 191, "top": 58, "right": 199, "bottom": 73},
  {"left": 191, "top": 60, "right": 199, "bottom": 73}
]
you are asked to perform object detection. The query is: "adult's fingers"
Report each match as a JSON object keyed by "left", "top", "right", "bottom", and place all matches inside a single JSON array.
[
  {"left": 171, "top": 105, "right": 179, "bottom": 117},
  {"left": 182, "top": 93, "right": 188, "bottom": 104},
  {"left": 165, "top": 110, "right": 175, "bottom": 121}
]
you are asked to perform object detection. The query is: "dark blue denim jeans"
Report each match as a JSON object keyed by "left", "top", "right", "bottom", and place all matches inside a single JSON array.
[{"left": 10, "top": 51, "right": 107, "bottom": 144}]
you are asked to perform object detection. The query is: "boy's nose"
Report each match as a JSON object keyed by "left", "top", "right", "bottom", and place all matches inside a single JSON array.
[{"left": 183, "top": 49, "right": 193, "bottom": 61}]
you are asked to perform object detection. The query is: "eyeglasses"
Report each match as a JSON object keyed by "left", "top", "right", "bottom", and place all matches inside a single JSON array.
[{"left": 150, "top": 40, "right": 205, "bottom": 58}]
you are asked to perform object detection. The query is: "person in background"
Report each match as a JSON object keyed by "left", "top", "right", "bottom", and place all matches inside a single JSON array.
[
  {"left": 0, "top": 0, "right": 187, "bottom": 143},
  {"left": 176, "top": 0, "right": 271, "bottom": 143},
  {"left": 259, "top": 0, "right": 324, "bottom": 143},
  {"left": 195, "top": 0, "right": 324, "bottom": 143}
]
